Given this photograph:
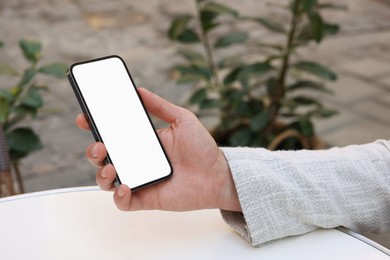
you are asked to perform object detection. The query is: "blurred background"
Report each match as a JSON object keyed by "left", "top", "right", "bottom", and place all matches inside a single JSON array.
[{"left": 0, "top": 0, "right": 389, "bottom": 248}]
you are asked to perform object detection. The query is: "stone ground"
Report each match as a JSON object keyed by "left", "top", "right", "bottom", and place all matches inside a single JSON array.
[{"left": 1, "top": 0, "right": 390, "bottom": 249}]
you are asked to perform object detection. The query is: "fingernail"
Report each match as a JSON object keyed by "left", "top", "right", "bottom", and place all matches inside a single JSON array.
[
  {"left": 101, "top": 166, "right": 107, "bottom": 178},
  {"left": 117, "top": 185, "right": 125, "bottom": 198},
  {"left": 91, "top": 144, "right": 99, "bottom": 158}
]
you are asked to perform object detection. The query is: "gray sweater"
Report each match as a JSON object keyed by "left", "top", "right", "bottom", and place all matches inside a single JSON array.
[{"left": 220, "top": 140, "right": 390, "bottom": 246}]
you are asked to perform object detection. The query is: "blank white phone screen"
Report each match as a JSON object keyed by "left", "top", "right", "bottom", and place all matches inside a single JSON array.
[{"left": 70, "top": 56, "right": 172, "bottom": 189}]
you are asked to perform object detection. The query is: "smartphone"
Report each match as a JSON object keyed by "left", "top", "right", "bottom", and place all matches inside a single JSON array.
[{"left": 67, "top": 55, "right": 172, "bottom": 190}]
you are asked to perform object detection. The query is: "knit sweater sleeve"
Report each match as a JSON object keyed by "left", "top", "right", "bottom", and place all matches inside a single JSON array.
[{"left": 220, "top": 140, "right": 390, "bottom": 247}]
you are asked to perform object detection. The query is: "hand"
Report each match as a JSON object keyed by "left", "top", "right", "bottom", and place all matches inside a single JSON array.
[{"left": 76, "top": 87, "right": 241, "bottom": 212}]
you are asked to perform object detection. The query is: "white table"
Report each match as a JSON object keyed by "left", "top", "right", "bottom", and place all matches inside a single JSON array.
[{"left": 0, "top": 186, "right": 388, "bottom": 259}]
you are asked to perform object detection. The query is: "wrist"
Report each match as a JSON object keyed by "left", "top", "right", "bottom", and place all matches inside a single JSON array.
[{"left": 216, "top": 150, "right": 241, "bottom": 212}]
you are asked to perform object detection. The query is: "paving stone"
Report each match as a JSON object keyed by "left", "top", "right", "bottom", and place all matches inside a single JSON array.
[
  {"left": 323, "top": 75, "right": 383, "bottom": 104},
  {"left": 337, "top": 59, "right": 390, "bottom": 78},
  {"left": 377, "top": 92, "right": 390, "bottom": 105},
  {"left": 0, "top": 0, "right": 389, "bottom": 190},
  {"left": 313, "top": 108, "right": 360, "bottom": 136},
  {"left": 364, "top": 233, "right": 390, "bottom": 250},
  {"left": 321, "top": 119, "right": 390, "bottom": 147},
  {"left": 353, "top": 98, "right": 390, "bottom": 126},
  {"left": 23, "top": 165, "right": 95, "bottom": 193},
  {"left": 0, "top": 0, "right": 388, "bottom": 185},
  {"left": 377, "top": 75, "right": 390, "bottom": 89},
  {"left": 306, "top": 31, "right": 390, "bottom": 64}
]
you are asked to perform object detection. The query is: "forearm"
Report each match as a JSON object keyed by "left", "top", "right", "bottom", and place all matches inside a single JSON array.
[{"left": 220, "top": 140, "right": 390, "bottom": 246}]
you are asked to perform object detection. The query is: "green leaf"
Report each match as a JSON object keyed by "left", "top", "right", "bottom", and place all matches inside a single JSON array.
[
  {"left": 0, "top": 41, "right": 4, "bottom": 48},
  {"left": 240, "top": 62, "right": 273, "bottom": 78},
  {"left": 318, "top": 3, "right": 347, "bottom": 11},
  {"left": 200, "top": 10, "right": 219, "bottom": 32},
  {"left": 11, "top": 105, "right": 38, "bottom": 121},
  {"left": 12, "top": 105, "right": 34, "bottom": 115},
  {"left": 293, "top": 61, "right": 337, "bottom": 81},
  {"left": 297, "top": 22, "right": 339, "bottom": 43},
  {"left": 19, "top": 39, "right": 42, "bottom": 63},
  {"left": 322, "top": 23, "right": 339, "bottom": 36},
  {"left": 172, "top": 64, "right": 211, "bottom": 82},
  {"left": 308, "top": 108, "right": 338, "bottom": 118},
  {"left": 189, "top": 88, "right": 207, "bottom": 104},
  {"left": 252, "top": 134, "right": 268, "bottom": 148},
  {"left": 0, "top": 97, "right": 10, "bottom": 123},
  {"left": 296, "top": 25, "right": 314, "bottom": 43},
  {"left": 177, "top": 49, "right": 205, "bottom": 66},
  {"left": 0, "top": 90, "right": 15, "bottom": 103},
  {"left": 0, "top": 63, "right": 19, "bottom": 76},
  {"left": 168, "top": 15, "right": 192, "bottom": 40},
  {"left": 298, "top": 119, "right": 315, "bottom": 136},
  {"left": 199, "top": 99, "right": 221, "bottom": 109},
  {"left": 200, "top": 2, "right": 238, "bottom": 32},
  {"left": 19, "top": 68, "right": 37, "bottom": 87},
  {"left": 38, "top": 63, "right": 68, "bottom": 78},
  {"left": 223, "top": 62, "right": 273, "bottom": 84},
  {"left": 224, "top": 88, "right": 245, "bottom": 104},
  {"left": 214, "top": 32, "right": 248, "bottom": 48},
  {"left": 203, "top": 2, "right": 238, "bottom": 17},
  {"left": 292, "top": 96, "right": 320, "bottom": 106},
  {"left": 220, "top": 118, "right": 241, "bottom": 132},
  {"left": 9, "top": 150, "right": 28, "bottom": 161},
  {"left": 250, "top": 111, "right": 269, "bottom": 131},
  {"left": 168, "top": 16, "right": 199, "bottom": 43},
  {"left": 255, "top": 42, "right": 284, "bottom": 52},
  {"left": 9, "top": 87, "right": 22, "bottom": 99},
  {"left": 223, "top": 67, "right": 242, "bottom": 84},
  {"left": 280, "top": 112, "right": 299, "bottom": 118},
  {"left": 218, "top": 55, "right": 242, "bottom": 68},
  {"left": 302, "top": 0, "right": 317, "bottom": 13},
  {"left": 176, "top": 29, "right": 200, "bottom": 43},
  {"left": 20, "top": 87, "right": 43, "bottom": 108},
  {"left": 253, "top": 17, "right": 286, "bottom": 33},
  {"left": 236, "top": 101, "right": 252, "bottom": 117},
  {"left": 176, "top": 77, "right": 199, "bottom": 84},
  {"left": 287, "top": 80, "right": 332, "bottom": 94},
  {"left": 265, "top": 55, "right": 284, "bottom": 63},
  {"left": 7, "top": 127, "right": 43, "bottom": 155},
  {"left": 228, "top": 128, "right": 252, "bottom": 146},
  {"left": 309, "top": 12, "right": 324, "bottom": 42}
]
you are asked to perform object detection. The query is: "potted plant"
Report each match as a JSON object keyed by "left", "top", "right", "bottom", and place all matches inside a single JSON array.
[
  {"left": 0, "top": 39, "right": 67, "bottom": 196},
  {"left": 168, "top": 0, "right": 345, "bottom": 150}
]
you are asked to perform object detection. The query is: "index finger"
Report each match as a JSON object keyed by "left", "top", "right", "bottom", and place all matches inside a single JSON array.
[{"left": 138, "top": 87, "right": 190, "bottom": 124}]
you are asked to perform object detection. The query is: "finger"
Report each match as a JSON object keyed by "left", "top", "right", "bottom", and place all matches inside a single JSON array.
[
  {"left": 96, "top": 164, "right": 117, "bottom": 191},
  {"left": 86, "top": 142, "right": 107, "bottom": 167},
  {"left": 138, "top": 87, "right": 192, "bottom": 124},
  {"left": 76, "top": 114, "right": 90, "bottom": 131},
  {"left": 113, "top": 184, "right": 132, "bottom": 211}
]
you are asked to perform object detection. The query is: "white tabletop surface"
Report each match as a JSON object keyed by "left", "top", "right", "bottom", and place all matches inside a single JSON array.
[{"left": 0, "top": 186, "right": 388, "bottom": 260}]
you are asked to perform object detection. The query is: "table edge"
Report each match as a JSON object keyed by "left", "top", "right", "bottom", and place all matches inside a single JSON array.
[
  {"left": 337, "top": 227, "right": 390, "bottom": 256},
  {"left": 0, "top": 186, "right": 100, "bottom": 204}
]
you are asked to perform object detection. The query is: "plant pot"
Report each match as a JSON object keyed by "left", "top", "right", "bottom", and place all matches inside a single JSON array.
[{"left": 210, "top": 121, "right": 325, "bottom": 151}]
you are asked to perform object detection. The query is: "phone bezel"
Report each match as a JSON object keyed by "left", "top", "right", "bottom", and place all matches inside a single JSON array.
[{"left": 67, "top": 55, "right": 173, "bottom": 191}]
